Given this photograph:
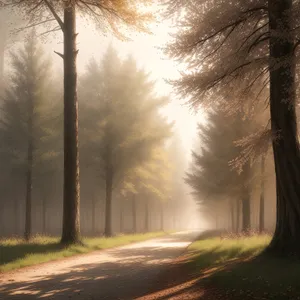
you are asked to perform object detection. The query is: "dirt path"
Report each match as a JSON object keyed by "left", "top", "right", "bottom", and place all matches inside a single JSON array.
[{"left": 0, "top": 231, "right": 199, "bottom": 300}]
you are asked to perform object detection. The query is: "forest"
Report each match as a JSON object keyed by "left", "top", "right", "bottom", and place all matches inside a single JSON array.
[{"left": 1, "top": 0, "right": 300, "bottom": 299}]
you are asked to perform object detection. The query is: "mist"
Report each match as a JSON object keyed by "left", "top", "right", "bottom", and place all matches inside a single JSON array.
[
  {"left": 0, "top": 8, "right": 201, "bottom": 239},
  {"left": 2, "top": 1, "right": 300, "bottom": 299}
]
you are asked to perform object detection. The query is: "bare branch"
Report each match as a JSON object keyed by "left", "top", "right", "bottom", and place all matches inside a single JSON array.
[
  {"left": 54, "top": 51, "right": 64, "bottom": 59},
  {"left": 13, "top": 18, "right": 56, "bottom": 34},
  {"left": 206, "top": 58, "right": 265, "bottom": 91},
  {"left": 248, "top": 32, "right": 270, "bottom": 53},
  {"left": 238, "top": 22, "right": 268, "bottom": 52},
  {"left": 38, "top": 26, "right": 61, "bottom": 37},
  {"left": 186, "top": 9, "right": 267, "bottom": 50},
  {"left": 43, "top": 0, "right": 64, "bottom": 31}
]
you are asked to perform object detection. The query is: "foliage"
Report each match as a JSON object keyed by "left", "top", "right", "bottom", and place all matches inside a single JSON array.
[
  {"left": 123, "top": 146, "right": 172, "bottom": 201},
  {"left": 79, "top": 47, "right": 172, "bottom": 191},
  {"left": 0, "top": 33, "right": 60, "bottom": 187},
  {"left": 1, "top": 0, "right": 154, "bottom": 39},
  {"left": 185, "top": 108, "right": 256, "bottom": 205}
]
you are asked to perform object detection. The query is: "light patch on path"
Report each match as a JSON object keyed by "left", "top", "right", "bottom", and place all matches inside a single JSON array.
[{"left": 0, "top": 231, "right": 200, "bottom": 300}]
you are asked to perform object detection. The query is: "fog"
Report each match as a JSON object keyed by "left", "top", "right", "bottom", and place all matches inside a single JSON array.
[
  {"left": 0, "top": 8, "right": 202, "bottom": 238},
  {"left": 0, "top": 3, "right": 278, "bottom": 241}
]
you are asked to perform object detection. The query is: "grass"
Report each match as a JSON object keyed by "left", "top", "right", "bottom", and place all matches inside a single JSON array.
[
  {"left": 0, "top": 231, "right": 166, "bottom": 273},
  {"left": 186, "top": 232, "right": 300, "bottom": 299}
]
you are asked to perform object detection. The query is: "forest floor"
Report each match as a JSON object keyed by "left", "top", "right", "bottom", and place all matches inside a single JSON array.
[
  {"left": 0, "top": 232, "right": 166, "bottom": 273},
  {"left": 139, "top": 231, "right": 300, "bottom": 300},
  {"left": 0, "top": 231, "right": 199, "bottom": 299}
]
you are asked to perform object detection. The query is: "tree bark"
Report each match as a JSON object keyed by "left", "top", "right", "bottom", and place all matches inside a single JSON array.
[
  {"left": 259, "top": 155, "right": 265, "bottom": 234},
  {"left": 132, "top": 195, "right": 137, "bottom": 233},
  {"left": 104, "top": 169, "right": 113, "bottom": 237},
  {"left": 60, "top": 3, "right": 81, "bottom": 245},
  {"left": 0, "top": 40, "right": 4, "bottom": 81},
  {"left": 266, "top": 0, "right": 300, "bottom": 256},
  {"left": 0, "top": 14, "right": 6, "bottom": 82}
]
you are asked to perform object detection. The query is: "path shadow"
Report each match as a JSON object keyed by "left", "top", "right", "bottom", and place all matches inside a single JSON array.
[
  {"left": 0, "top": 232, "right": 199, "bottom": 300},
  {"left": 135, "top": 237, "right": 300, "bottom": 300}
]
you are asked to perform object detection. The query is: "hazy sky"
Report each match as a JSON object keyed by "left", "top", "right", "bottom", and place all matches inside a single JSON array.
[
  {"left": 3, "top": 7, "right": 203, "bottom": 156},
  {"left": 44, "top": 12, "right": 203, "bottom": 155}
]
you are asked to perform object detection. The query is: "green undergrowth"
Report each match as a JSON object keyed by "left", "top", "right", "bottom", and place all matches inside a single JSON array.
[
  {"left": 0, "top": 231, "right": 166, "bottom": 273},
  {"left": 187, "top": 232, "right": 300, "bottom": 299}
]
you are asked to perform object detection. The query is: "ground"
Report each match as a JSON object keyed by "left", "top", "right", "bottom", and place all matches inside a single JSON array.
[
  {"left": 0, "top": 231, "right": 199, "bottom": 300},
  {"left": 139, "top": 231, "right": 300, "bottom": 300},
  {"left": 0, "top": 232, "right": 166, "bottom": 272},
  {"left": 3, "top": 230, "right": 297, "bottom": 300}
]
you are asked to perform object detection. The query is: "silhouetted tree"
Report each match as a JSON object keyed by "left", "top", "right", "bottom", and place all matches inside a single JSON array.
[
  {"left": 166, "top": 0, "right": 300, "bottom": 255},
  {"left": 186, "top": 109, "right": 256, "bottom": 233},
  {"left": 79, "top": 48, "right": 172, "bottom": 237},
  {"left": 0, "top": 32, "right": 55, "bottom": 240}
]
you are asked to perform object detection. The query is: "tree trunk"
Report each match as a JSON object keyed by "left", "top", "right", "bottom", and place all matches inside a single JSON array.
[
  {"left": 242, "top": 192, "right": 251, "bottom": 233},
  {"left": 160, "top": 203, "right": 164, "bottom": 231},
  {"left": 0, "top": 15, "right": 5, "bottom": 81},
  {"left": 24, "top": 113, "right": 33, "bottom": 242},
  {"left": 266, "top": 0, "right": 300, "bottom": 256},
  {"left": 132, "top": 195, "right": 137, "bottom": 233},
  {"left": 120, "top": 201, "right": 124, "bottom": 233},
  {"left": 42, "top": 195, "right": 47, "bottom": 234},
  {"left": 104, "top": 169, "right": 113, "bottom": 237},
  {"left": 145, "top": 200, "right": 149, "bottom": 232},
  {"left": 92, "top": 195, "right": 96, "bottom": 235},
  {"left": 0, "top": 40, "right": 4, "bottom": 81},
  {"left": 14, "top": 197, "right": 19, "bottom": 235},
  {"left": 236, "top": 198, "right": 240, "bottom": 233},
  {"left": 259, "top": 155, "right": 265, "bottom": 234},
  {"left": 230, "top": 200, "right": 235, "bottom": 232},
  {"left": 61, "top": 3, "right": 81, "bottom": 245},
  {"left": 14, "top": 198, "right": 19, "bottom": 235}
]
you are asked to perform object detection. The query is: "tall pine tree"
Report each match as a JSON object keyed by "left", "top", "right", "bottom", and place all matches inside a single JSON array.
[{"left": 0, "top": 32, "right": 56, "bottom": 240}]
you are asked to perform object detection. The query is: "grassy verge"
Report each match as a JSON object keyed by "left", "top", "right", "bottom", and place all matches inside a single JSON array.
[
  {"left": 0, "top": 231, "right": 166, "bottom": 273},
  {"left": 186, "top": 232, "right": 300, "bottom": 299}
]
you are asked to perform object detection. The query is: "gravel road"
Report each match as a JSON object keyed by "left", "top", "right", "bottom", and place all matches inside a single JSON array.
[{"left": 0, "top": 231, "right": 199, "bottom": 300}]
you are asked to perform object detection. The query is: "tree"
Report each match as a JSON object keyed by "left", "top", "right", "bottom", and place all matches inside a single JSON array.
[
  {"left": 266, "top": 0, "right": 300, "bottom": 254},
  {"left": 2, "top": 0, "right": 153, "bottom": 244},
  {"left": 259, "top": 154, "right": 266, "bottom": 233},
  {"left": 0, "top": 12, "right": 5, "bottom": 80},
  {"left": 124, "top": 146, "right": 172, "bottom": 232},
  {"left": 185, "top": 108, "right": 256, "bottom": 233},
  {"left": 165, "top": 0, "right": 300, "bottom": 255},
  {"left": 79, "top": 49, "right": 172, "bottom": 237},
  {"left": 0, "top": 8, "right": 24, "bottom": 85},
  {"left": 0, "top": 32, "right": 54, "bottom": 240}
]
